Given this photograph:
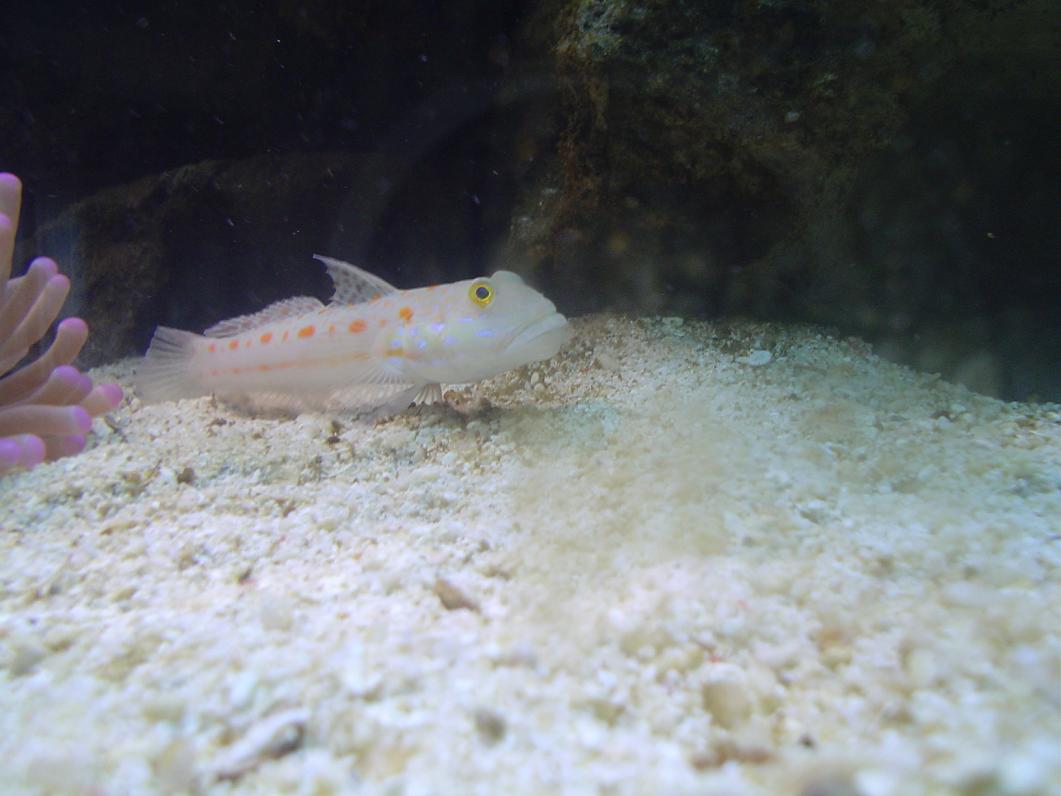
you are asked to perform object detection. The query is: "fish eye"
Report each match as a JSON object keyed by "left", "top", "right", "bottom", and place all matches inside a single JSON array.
[{"left": 469, "top": 281, "right": 494, "bottom": 306}]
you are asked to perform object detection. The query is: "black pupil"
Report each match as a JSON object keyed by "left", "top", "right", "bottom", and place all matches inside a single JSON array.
[{"left": 476, "top": 286, "right": 489, "bottom": 299}]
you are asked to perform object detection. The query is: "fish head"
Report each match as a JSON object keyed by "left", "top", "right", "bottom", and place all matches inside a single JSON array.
[{"left": 430, "top": 270, "right": 571, "bottom": 384}]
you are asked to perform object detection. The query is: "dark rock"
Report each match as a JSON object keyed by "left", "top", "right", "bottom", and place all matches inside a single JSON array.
[{"left": 501, "top": 0, "right": 1060, "bottom": 399}]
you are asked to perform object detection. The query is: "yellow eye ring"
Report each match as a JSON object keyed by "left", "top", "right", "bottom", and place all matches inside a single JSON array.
[{"left": 469, "top": 281, "right": 494, "bottom": 306}]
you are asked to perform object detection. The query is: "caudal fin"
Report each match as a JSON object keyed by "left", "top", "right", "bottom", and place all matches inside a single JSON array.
[{"left": 135, "top": 326, "right": 208, "bottom": 403}]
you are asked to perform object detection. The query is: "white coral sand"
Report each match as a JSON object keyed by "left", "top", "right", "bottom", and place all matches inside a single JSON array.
[{"left": 0, "top": 316, "right": 1058, "bottom": 795}]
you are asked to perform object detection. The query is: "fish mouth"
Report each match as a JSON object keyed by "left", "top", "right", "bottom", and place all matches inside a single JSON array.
[{"left": 505, "top": 312, "right": 571, "bottom": 358}]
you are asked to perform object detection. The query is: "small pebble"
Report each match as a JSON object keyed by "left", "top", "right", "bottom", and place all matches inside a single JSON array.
[
  {"left": 473, "top": 708, "right": 507, "bottom": 744},
  {"left": 701, "top": 679, "right": 753, "bottom": 729},
  {"left": 213, "top": 708, "right": 309, "bottom": 781},
  {"left": 739, "top": 350, "right": 773, "bottom": 367},
  {"left": 434, "top": 577, "right": 480, "bottom": 611}
]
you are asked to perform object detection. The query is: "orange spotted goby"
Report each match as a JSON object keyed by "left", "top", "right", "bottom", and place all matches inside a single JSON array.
[{"left": 136, "top": 255, "right": 570, "bottom": 414}]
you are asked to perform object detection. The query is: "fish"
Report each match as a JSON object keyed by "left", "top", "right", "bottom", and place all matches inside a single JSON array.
[{"left": 135, "top": 256, "right": 571, "bottom": 415}]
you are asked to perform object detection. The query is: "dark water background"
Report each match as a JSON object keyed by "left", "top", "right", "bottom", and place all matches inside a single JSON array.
[{"left": 1, "top": 0, "right": 1057, "bottom": 401}]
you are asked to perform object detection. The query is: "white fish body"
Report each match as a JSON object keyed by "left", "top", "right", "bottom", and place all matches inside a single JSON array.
[{"left": 136, "top": 256, "right": 571, "bottom": 413}]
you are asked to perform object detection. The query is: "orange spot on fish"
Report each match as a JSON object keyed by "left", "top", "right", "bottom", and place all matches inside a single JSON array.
[
  {"left": 399, "top": 306, "right": 414, "bottom": 323},
  {"left": 228, "top": 340, "right": 239, "bottom": 351},
  {"left": 260, "top": 332, "right": 273, "bottom": 344},
  {"left": 244, "top": 340, "right": 251, "bottom": 348},
  {"left": 299, "top": 325, "right": 315, "bottom": 338},
  {"left": 208, "top": 343, "right": 217, "bottom": 354},
  {"left": 348, "top": 319, "right": 366, "bottom": 333},
  {"left": 379, "top": 319, "right": 388, "bottom": 328},
  {"left": 328, "top": 324, "right": 336, "bottom": 335},
  {"left": 371, "top": 293, "right": 381, "bottom": 301},
  {"left": 258, "top": 364, "right": 271, "bottom": 372}
]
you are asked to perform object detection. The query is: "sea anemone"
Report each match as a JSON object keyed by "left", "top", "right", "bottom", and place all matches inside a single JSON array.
[{"left": 0, "top": 173, "right": 122, "bottom": 472}]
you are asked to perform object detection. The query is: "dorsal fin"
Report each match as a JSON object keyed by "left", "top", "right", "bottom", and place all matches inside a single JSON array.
[
  {"left": 313, "top": 254, "right": 399, "bottom": 305},
  {"left": 203, "top": 296, "right": 324, "bottom": 338}
]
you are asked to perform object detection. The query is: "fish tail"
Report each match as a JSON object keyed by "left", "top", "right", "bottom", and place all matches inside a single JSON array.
[{"left": 135, "top": 326, "right": 209, "bottom": 403}]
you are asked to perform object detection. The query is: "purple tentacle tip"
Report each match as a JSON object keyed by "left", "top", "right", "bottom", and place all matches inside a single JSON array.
[
  {"left": 57, "top": 317, "right": 89, "bottom": 335},
  {"left": 100, "top": 383, "right": 124, "bottom": 408},
  {"left": 70, "top": 406, "right": 93, "bottom": 434},
  {"left": 52, "top": 364, "right": 82, "bottom": 385},
  {"left": 0, "top": 439, "right": 22, "bottom": 469},
  {"left": 0, "top": 435, "right": 46, "bottom": 469},
  {"left": 31, "top": 258, "right": 60, "bottom": 280}
]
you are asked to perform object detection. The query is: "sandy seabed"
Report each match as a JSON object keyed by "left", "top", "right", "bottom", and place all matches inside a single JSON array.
[{"left": 0, "top": 316, "right": 1058, "bottom": 796}]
